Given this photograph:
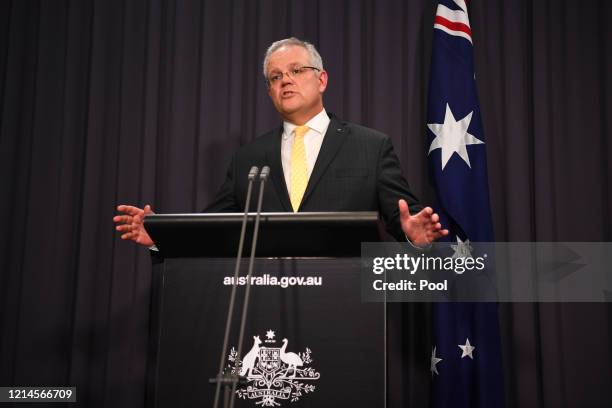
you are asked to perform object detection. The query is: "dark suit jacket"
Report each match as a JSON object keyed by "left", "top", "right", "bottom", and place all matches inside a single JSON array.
[{"left": 205, "top": 114, "right": 422, "bottom": 241}]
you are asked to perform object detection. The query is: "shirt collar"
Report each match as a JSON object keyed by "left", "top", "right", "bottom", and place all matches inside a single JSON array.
[{"left": 283, "top": 108, "right": 329, "bottom": 137}]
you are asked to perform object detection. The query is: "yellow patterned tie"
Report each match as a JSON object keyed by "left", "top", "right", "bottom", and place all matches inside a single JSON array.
[{"left": 290, "top": 125, "right": 310, "bottom": 212}]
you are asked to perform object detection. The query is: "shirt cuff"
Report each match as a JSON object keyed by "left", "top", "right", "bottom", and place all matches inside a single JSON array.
[{"left": 404, "top": 234, "right": 432, "bottom": 251}]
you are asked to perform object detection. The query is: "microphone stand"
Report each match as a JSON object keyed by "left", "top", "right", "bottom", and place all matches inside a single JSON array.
[
  {"left": 211, "top": 166, "right": 259, "bottom": 408},
  {"left": 229, "top": 166, "right": 270, "bottom": 408}
]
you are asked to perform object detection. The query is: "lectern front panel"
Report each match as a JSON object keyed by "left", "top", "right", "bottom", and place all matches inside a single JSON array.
[{"left": 148, "top": 258, "right": 385, "bottom": 408}]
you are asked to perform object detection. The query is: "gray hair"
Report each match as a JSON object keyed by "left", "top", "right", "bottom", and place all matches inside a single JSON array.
[{"left": 262, "top": 37, "right": 324, "bottom": 78}]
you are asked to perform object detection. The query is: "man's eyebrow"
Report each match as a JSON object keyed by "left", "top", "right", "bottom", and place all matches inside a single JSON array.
[{"left": 269, "top": 62, "right": 304, "bottom": 72}]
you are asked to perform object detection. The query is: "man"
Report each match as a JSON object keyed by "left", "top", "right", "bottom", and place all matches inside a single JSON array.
[{"left": 114, "top": 37, "right": 448, "bottom": 246}]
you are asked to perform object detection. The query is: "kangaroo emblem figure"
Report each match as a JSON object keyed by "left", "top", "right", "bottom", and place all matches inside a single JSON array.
[
  {"left": 280, "top": 338, "right": 303, "bottom": 378},
  {"left": 239, "top": 336, "right": 262, "bottom": 377}
]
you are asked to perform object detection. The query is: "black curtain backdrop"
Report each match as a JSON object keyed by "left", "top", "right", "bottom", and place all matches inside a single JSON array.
[{"left": 1, "top": 0, "right": 611, "bottom": 407}]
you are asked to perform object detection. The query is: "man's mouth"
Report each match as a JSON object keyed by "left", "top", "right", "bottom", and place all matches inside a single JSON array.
[{"left": 281, "top": 90, "right": 297, "bottom": 98}]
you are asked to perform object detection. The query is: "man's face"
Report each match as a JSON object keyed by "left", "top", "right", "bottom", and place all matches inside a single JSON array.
[{"left": 266, "top": 45, "right": 328, "bottom": 125}]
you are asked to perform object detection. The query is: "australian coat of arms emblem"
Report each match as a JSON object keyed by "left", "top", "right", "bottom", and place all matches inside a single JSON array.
[{"left": 226, "top": 329, "right": 320, "bottom": 406}]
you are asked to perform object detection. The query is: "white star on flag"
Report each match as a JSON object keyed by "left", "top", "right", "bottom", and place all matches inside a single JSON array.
[
  {"left": 431, "top": 346, "right": 443, "bottom": 376},
  {"left": 428, "top": 103, "right": 484, "bottom": 170},
  {"left": 266, "top": 330, "right": 275, "bottom": 340},
  {"left": 458, "top": 338, "right": 476, "bottom": 359},
  {"left": 450, "top": 236, "right": 473, "bottom": 259}
]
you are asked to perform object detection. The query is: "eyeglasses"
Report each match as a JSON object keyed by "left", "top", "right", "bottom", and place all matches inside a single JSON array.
[{"left": 266, "top": 66, "right": 320, "bottom": 86}]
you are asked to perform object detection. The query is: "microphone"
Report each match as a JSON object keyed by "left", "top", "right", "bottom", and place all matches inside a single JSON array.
[
  {"left": 248, "top": 165, "right": 259, "bottom": 180},
  {"left": 212, "top": 166, "right": 258, "bottom": 408},
  {"left": 259, "top": 165, "right": 270, "bottom": 181},
  {"left": 229, "top": 166, "right": 270, "bottom": 408}
]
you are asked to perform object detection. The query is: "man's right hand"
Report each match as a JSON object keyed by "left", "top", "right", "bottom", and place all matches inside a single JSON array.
[{"left": 113, "top": 204, "right": 155, "bottom": 247}]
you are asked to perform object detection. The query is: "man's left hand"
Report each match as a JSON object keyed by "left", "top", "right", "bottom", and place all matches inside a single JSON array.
[{"left": 399, "top": 199, "right": 449, "bottom": 246}]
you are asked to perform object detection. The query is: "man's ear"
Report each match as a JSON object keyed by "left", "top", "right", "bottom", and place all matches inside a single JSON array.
[{"left": 318, "top": 70, "right": 328, "bottom": 93}]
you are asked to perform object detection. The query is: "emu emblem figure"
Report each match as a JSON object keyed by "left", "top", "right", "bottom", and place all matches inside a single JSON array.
[{"left": 280, "top": 338, "right": 303, "bottom": 378}]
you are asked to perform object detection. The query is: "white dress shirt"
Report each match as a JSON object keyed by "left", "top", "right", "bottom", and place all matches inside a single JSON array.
[{"left": 281, "top": 108, "right": 330, "bottom": 194}]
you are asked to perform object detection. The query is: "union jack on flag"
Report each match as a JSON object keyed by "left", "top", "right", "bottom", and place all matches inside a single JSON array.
[{"left": 426, "top": 1, "right": 505, "bottom": 407}]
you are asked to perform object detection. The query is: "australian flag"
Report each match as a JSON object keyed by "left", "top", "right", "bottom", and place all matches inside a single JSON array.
[{"left": 426, "top": 0, "right": 505, "bottom": 407}]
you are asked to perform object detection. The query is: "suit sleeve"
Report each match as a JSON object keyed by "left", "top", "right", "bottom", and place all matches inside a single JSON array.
[
  {"left": 203, "top": 153, "right": 241, "bottom": 212},
  {"left": 376, "top": 136, "right": 423, "bottom": 241}
]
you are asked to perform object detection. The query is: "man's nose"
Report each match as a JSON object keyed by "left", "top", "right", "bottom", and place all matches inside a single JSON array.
[{"left": 281, "top": 73, "right": 295, "bottom": 86}]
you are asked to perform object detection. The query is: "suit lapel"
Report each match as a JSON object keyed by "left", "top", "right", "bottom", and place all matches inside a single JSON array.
[
  {"left": 265, "top": 126, "right": 292, "bottom": 212},
  {"left": 300, "top": 116, "right": 348, "bottom": 208}
]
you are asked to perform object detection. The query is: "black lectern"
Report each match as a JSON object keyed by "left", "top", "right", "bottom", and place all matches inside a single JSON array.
[{"left": 145, "top": 212, "right": 386, "bottom": 407}]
